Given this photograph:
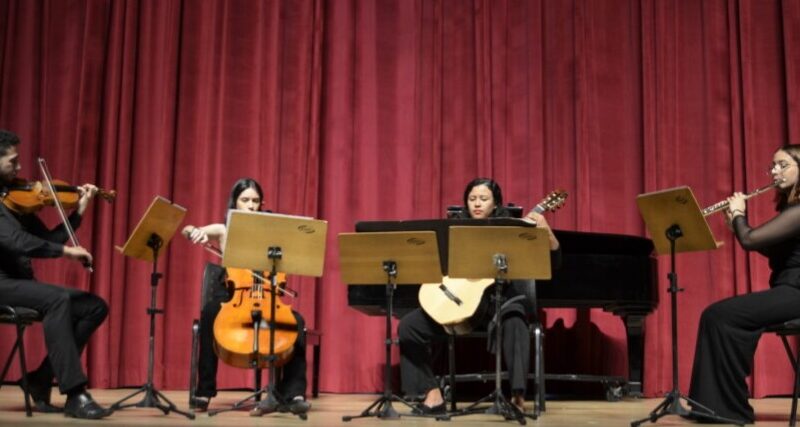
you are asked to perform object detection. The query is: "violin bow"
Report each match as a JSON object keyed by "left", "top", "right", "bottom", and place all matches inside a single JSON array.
[
  {"left": 37, "top": 158, "right": 93, "bottom": 272},
  {"left": 182, "top": 226, "right": 297, "bottom": 299}
]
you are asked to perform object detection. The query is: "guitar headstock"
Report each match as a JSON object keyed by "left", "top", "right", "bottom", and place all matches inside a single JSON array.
[{"left": 534, "top": 189, "right": 568, "bottom": 213}]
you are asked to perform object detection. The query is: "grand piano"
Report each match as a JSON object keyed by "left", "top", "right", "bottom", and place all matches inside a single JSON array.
[{"left": 346, "top": 219, "right": 658, "bottom": 397}]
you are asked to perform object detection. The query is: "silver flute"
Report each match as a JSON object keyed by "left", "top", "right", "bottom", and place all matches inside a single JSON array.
[{"left": 701, "top": 181, "right": 780, "bottom": 217}]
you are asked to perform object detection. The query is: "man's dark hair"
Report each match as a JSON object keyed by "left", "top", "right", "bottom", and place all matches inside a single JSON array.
[{"left": 0, "top": 130, "right": 20, "bottom": 156}]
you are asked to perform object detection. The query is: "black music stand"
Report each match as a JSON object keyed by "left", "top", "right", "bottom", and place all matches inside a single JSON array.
[
  {"left": 338, "top": 231, "right": 443, "bottom": 421},
  {"left": 445, "top": 226, "right": 550, "bottom": 425},
  {"left": 111, "top": 196, "right": 194, "bottom": 419},
  {"left": 208, "top": 211, "right": 327, "bottom": 420},
  {"left": 632, "top": 187, "right": 743, "bottom": 426}
]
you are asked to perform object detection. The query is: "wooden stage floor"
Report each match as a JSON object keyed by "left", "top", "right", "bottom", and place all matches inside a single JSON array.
[{"left": 0, "top": 388, "right": 795, "bottom": 426}]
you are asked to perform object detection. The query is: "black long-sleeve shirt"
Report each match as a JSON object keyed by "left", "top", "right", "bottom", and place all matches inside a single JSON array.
[
  {"left": 732, "top": 204, "right": 800, "bottom": 287},
  {"left": 0, "top": 203, "right": 82, "bottom": 280}
]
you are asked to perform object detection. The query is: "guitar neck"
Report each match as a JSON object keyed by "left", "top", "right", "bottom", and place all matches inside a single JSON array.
[{"left": 526, "top": 205, "right": 544, "bottom": 216}]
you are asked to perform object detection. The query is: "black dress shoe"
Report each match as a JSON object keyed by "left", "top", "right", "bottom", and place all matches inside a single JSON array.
[
  {"left": 286, "top": 397, "right": 311, "bottom": 415},
  {"left": 19, "top": 376, "right": 62, "bottom": 413},
  {"left": 31, "top": 400, "right": 64, "bottom": 413},
  {"left": 250, "top": 394, "right": 280, "bottom": 417},
  {"left": 189, "top": 396, "right": 209, "bottom": 412},
  {"left": 64, "top": 391, "right": 110, "bottom": 420},
  {"left": 412, "top": 402, "right": 446, "bottom": 416}
]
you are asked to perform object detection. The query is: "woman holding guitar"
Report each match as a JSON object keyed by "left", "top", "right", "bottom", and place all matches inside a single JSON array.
[
  {"left": 182, "top": 178, "right": 310, "bottom": 416},
  {"left": 398, "top": 178, "right": 562, "bottom": 415}
]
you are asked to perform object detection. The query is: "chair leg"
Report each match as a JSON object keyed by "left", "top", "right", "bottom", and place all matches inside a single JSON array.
[
  {"left": 791, "top": 338, "right": 800, "bottom": 427},
  {"left": 448, "top": 333, "right": 457, "bottom": 412},
  {"left": 15, "top": 322, "right": 33, "bottom": 417},
  {"left": 188, "top": 320, "right": 199, "bottom": 408},
  {"left": 779, "top": 335, "right": 799, "bottom": 427},
  {"left": 255, "top": 368, "right": 262, "bottom": 402},
  {"left": 533, "top": 322, "right": 545, "bottom": 414},
  {"left": 0, "top": 333, "right": 19, "bottom": 389},
  {"left": 312, "top": 339, "right": 321, "bottom": 398}
]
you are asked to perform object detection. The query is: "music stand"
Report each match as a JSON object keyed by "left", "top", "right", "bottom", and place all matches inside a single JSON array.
[
  {"left": 444, "top": 226, "right": 550, "bottom": 425},
  {"left": 339, "top": 231, "right": 442, "bottom": 421},
  {"left": 111, "top": 196, "right": 194, "bottom": 419},
  {"left": 207, "top": 210, "right": 327, "bottom": 420},
  {"left": 631, "top": 187, "right": 743, "bottom": 426}
]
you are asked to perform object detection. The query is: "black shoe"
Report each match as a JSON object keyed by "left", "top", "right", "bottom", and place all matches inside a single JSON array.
[
  {"left": 250, "top": 394, "right": 280, "bottom": 417},
  {"left": 64, "top": 391, "right": 110, "bottom": 420},
  {"left": 19, "top": 375, "right": 62, "bottom": 413},
  {"left": 189, "top": 396, "right": 209, "bottom": 412},
  {"left": 412, "top": 402, "right": 446, "bottom": 416},
  {"left": 286, "top": 397, "right": 311, "bottom": 415}
]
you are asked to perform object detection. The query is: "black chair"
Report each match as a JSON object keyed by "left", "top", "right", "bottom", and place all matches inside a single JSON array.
[
  {"left": 436, "top": 278, "right": 546, "bottom": 417},
  {"left": 440, "top": 319, "right": 545, "bottom": 416},
  {"left": 438, "top": 205, "right": 545, "bottom": 416},
  {"left": 0, "top": 305, "right": 43, "bottom": 417},
  {"left": 765, "top": 318, "right": 800, "bottom": 427}
]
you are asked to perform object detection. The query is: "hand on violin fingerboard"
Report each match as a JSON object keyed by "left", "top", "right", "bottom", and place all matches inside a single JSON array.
[{"left": 76, "top": 184, "right": 99, "bottom": 215}]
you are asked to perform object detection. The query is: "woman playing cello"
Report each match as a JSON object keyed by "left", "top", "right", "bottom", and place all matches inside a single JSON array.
[{"left": 182, "top": 178, "right": 310, "bottom": 416}]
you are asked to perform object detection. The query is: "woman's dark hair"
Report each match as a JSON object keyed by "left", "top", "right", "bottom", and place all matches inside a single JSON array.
[
  {"left": 775, "top": 145, "right": 800, "bottom": 211},
  {"left": 227, "top": 178, "right": 264, "bottom": 211},
  {"left": 459, "top": 177, "right": 510, "bottom": 218}
]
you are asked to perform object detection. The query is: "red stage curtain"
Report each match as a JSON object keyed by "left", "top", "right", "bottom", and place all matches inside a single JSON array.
[{"left": 0, "top": 0, "right": 798, "bottom": 398}]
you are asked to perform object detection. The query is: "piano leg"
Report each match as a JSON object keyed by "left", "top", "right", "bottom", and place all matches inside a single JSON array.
[{"left": 624, "top": 314, "right": 646, "bottom": 397}]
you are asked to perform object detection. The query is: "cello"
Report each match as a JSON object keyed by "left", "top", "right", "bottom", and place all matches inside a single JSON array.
[
  {"left": 182, "top": 226, "right": 299, "bottom": 368},
  {"left": 214, "top": 267, "right": 298, "bottom": 368}
]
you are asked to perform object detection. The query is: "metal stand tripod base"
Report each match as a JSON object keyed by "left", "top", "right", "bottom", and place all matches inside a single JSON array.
[
  {"left": 211, "top": 250, "right": 306, "bottom": 421},
  {"left": 449, "top": 390, "right": 533, "bottom": 425},
  {"left": 209, "top": 387, "right": 307, "bottom": 420},
  {"left": 630, "top": 390, "right": 743, "bottom": 427},
  {"left": 342, "top": 393, "right": 416, "bottom": 421},
  {"left": 630, "top": 226, "right": 744, "bottom": 427},
  {"left": 112, "top": 383, "right": 194, "bottom": 419},
  {"left": 342, "top": 261, "right": 416, "bottom": 422},
  {"left": 111, "top": 235, "right": 193, "bottom": 419},
  {"left": 448, "top": 259, "right": 533, "bottom": 425},
  {"left": 206, "top": 387, "right": 265, "bottom": 416}
]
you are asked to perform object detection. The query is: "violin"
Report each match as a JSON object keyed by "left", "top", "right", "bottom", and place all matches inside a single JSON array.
[
  {"left": 1, "top": 177, "right": 116, "bottom": 214},
  {"left": 18, "top": 158, "right": 103, "bottom": 272},
  {"left": 213, "top": 268, "right": 298, "bottom": 369}
]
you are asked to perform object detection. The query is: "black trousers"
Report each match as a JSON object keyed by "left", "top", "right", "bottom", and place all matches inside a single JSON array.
[
  {"left": 0, "top": 278, "right": 108, "bottom": 394},
  {"left": 688, "top": 284, "right": 800, "bottom": 423},
  {"left": 398, "top": 305, "right": 530, "bottom": 398},
  {"left": 197, "top": 299, "right": 308, "bottom": 399}
]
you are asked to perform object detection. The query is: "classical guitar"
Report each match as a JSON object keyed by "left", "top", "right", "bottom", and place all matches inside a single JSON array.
[{"left": 418, "top": 189, "right": 568, "bottom": 334}]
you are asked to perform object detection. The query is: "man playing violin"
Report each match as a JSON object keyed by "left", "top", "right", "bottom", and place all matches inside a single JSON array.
[{"left": 0, "top": 129, "right": 110, "bottom": 419}]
